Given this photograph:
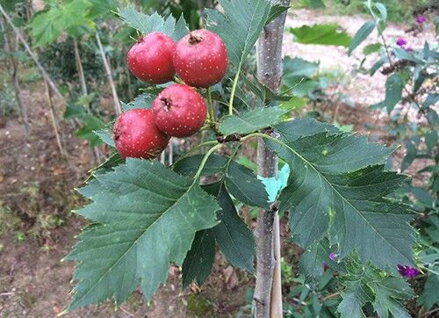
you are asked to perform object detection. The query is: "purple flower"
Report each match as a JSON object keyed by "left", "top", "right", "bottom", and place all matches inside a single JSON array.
[
  {"left": 397, "top": 264, "right": 420, "bottom": 278},
  {"left": 416, "top": 15, "right": 427, "bottom": 24},
  {"left": 323, "top": 262, "right": 329, "bottom": 271},
  {"left": 329, "top": 252, "right": 338, "bottom": 261},
  {"left": 396, "top": 37, "right": 408, "bottom": 47}
]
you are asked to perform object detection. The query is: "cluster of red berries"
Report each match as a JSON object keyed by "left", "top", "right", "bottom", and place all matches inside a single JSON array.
[{"left": 113, "top": 29, "right": 228, "bottom": 159}]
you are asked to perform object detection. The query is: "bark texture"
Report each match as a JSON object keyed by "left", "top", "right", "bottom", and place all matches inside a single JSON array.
[{"left": 254, "top": 1, "right": 290, "bottom": 317}]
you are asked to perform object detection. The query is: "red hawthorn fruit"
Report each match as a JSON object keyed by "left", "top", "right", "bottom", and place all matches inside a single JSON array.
[
  {"left": 174, "top": 29, "right": 228, "bottom": 88},
  {"left": 113, "top": 109, "right": 170, "bottom": 159},
  {"left": 152, "top": 84, "right": 207, "bottom": 137},
  {"left": 127, "top": 32, "right": 176, "bottom": 84}
]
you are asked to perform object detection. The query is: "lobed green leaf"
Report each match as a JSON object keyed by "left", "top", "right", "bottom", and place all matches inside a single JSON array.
[
  {"left": 268, "top": 119, "right": 415, "bottom": 269},
  {"left": 66, "top": 159, "right": 220, "bottom": 310},
  {"left": 205, "top": 0, "right": 274, "bottom": 69},
  {"left": 289, "top": 24, "right": 352, "bottom": 47},
  {"left": 118, "top": 6, "right": 188, "bottom": 41},
  {"left": 219, "top": 107, "right": 288, "bottom": 136}
]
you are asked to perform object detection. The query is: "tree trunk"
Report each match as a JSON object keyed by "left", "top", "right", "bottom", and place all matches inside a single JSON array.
[
  {"left": 95, "top": 31, "right": 121, "bottom": 115},
  {"left": 254, "top": 1, "right": 290, "bottom": 317},
  {"left": 0, "top": 3, "right": 64, "bottom": 101},
  {"left": 0, "top": 17, "right": 30, "bottom": 136}
]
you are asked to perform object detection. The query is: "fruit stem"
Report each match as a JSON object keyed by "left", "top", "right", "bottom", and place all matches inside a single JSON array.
[
  {"left": 173, "top": 76, "right": 185, "bottom": 84},
  {"left": 228, "top": 69, "right": 240, "bottom": 115},
  {"left": 207, "top": 87, "right": 215, "bottom": 122},
  {"left": 193, "top": 143, "right": 222, "bottom": 181},
  {"left": 172, "top": 140, "right": 219, "bottom": 167}
]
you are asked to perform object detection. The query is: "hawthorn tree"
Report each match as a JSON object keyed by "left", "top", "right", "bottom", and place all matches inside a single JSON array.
[{"left": 64, "top": 1, "right": 417, "bottom": 317}]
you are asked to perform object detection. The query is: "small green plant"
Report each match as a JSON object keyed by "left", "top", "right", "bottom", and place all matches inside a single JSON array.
[
  {"left": 348, "top": 0, "right": 439, "bottom": 313},
  {"left": 15, "top": 231, "right": 26, "bottom": 243},
  {"left": 0, "top": 80, "right": 17, "bottom": 116}
]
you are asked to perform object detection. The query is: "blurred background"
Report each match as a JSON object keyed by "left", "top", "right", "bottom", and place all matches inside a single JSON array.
[{"left": 0, "top": 0, "right": 438, "bottom": 317}]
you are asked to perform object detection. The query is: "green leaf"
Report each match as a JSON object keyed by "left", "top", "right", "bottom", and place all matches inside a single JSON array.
[
  {"left": 205, "top": 0, "right": 274, "bottom": 69},
  {"left": 283, "top": 57, "right": 319, "bottom": 78},
  {"left": 289, "top": 24, "right": 352, "bottom": 47},
  {"left": 425, "top": 130, "right": 438, "bottom": 153},
  {"left": 282, "top": 57, "right": 320, "bottom": 97},
  {"left": 266, "top": 4, "right": 290, "bottom": 25},
  {"left": 2, "top": 0, "right": 17, "bottom": 12},
  {"left": 418, "top": 271, "right": 439, "bottom": 310},
  {"left": 363, "top": 43, "right": 381, "bottom": 55},
  {"left": 174, "top": 154, "right": 269, "bottom": 208},
  {"left": 401, "top": 140, "right": 417, "bottom": 172},
  {"left": 338, "top": 260, "right": 412, "bottom": 318},
  {"left": 173, "top": 15, "right": 190, "bottom": 41},
  {"left": 349, "top": 21, "right": 376, "bottom": 55},
  {"left": 310, "top": 0, "right": 326, "bottom": 9},
  {"left": 300, "top": 240, "right": 343, "bottom": 277},
  {"left": 373, "top": 73, "right": 404, "bottom": 113},
  {"left": 86, "top": 153, "right": 125, "bottom": 182},
  {"left": 28, "top": 11, "right": 63, "bottom": 47},
  {"left": 93, "top": 129, "right": 115, "bottom": 147},
  {"left": 372, "top": 277, "right": 413, "bottom": 318},
  {"left": 88, "top": 0, "right": 118, "bottom": 19},
  {"left": 374, "top": 3, "right": 388, "bottom": 21},
  {"left": 28, "top": 0, "right": 93, "bottom": 47},
  {"left": 280, "top": 96, "right": 308, "bottom": 112},
  {"left": 66, "top": 159, "right": 220, "bottom": 310},
  {"left": 119, "top": 6, "right": 188, "bottom": 41},
  {"left": 338, "top": 291, "right": 367, "bottom": 318},
  {"left": 219, "top": 107, "right": 287, "bottom": 135},
  {"left": 181, "top": 230, "right": 216, "bottom": 288},
  {"left": 268, "top": 120, "right": 415, "bottom": 269},
  {"left": 369, "top": 55, "right": 386, "bottom": 75},
  {"left": 338, "top": 261, "right": 373, "bottom": 318},
  {"left": 75, "top": 114, "right": 106, "bottom": 147},
  {"left": 173, "top": 154, "right": 228, "bottom": 177},
  {"left": 122, "top": 93, "right": 154, "bottom": 111},
  {"left": 274, "top": 117, "right": 340, "bottom": 141},
  {"left": 422, "top": 93, "right": 439, "bottom": 111},
  {"left": 205, "top": 183, "right": 255, "bottom": 271},
  {"left": 225, "top": 161, "right": 269, "bottom": 208},
  {"left": 64, "top": 103, "right": 86, "bottom": 119}
]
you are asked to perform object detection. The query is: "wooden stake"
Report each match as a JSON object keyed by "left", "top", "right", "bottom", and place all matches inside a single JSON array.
[
  {"left": 73, "top": 38, "right": 88, "bottom": 98},
  {"left": 95, "top": 31, "right": 121, "bottom": 115},
  {"left": 43, "top": 78, "right": 67, "bottom": 157}
]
